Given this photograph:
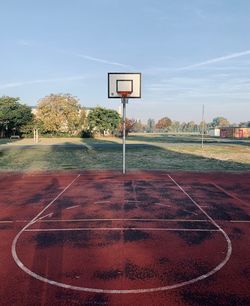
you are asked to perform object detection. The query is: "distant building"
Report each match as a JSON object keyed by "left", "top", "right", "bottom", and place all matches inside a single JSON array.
[
  {"left": 220, "top": 127, "right": 250, "bottom": 139},
  {"left": 31, "top": 106, "right": 37, "bottom": 116},
  {"left": 83, "top": 107, "right": 94, "bottom": 116},
  {"left": 208, "top": 128, "right": 220, "bottom": 137},
  {"left": 118, "top": 105, "right": 122, "bottom": 117}
]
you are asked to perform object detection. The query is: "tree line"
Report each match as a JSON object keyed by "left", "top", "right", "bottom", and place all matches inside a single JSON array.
[
  {"left": 0, "top": 94, "right": 121, "bottom": 138},
  {"left": 0, "top": 94, "right": 249, "bottom": 138},
  {"left": 131, "top": 117, "right": 250, "bottom": 134}
]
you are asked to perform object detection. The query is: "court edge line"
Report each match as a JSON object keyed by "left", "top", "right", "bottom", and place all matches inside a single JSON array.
[
  {"left": 35, "top": 218, "right": 209, "bottom": 222},
  {"left": 24, "top": 227, "right": 219, "bottom": 232},
  {"left": 211, "top": 182, "right": 249, "bottom": 207},
  {"left": 1, "top": 218, "right": 210, "bottom": 223}
]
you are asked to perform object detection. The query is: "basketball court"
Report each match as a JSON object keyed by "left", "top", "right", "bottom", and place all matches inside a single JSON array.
[
  {"left": 0, "top": 75, "right": 249, "bottom": 305},
  {"left": 0, "top": 171, "right": 249, "bottom": 305}
]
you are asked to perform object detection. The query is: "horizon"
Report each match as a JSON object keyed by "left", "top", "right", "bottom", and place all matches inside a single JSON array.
[{"left": 1, "top": 1, "right": 250, "bottom": 124}]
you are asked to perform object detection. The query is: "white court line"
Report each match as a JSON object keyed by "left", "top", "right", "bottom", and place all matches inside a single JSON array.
[
  {"left": 94, "top": 201, "right": 110, "bottom": 204},
  {"left": 155, "top": 203, "right": 171, "bottom": 207},
  {"left": 0, "top": 221, "right": 13, "bottom": 223},
  {"left": 211, "top": 182, "right": 250, "bottom": 206},
  {"left": 36, "top": 213, "right": 53, "bottom": 222},
  {"left": 182, "top": 209, "right": 199, "bottom": 216},
  {"left": 66, "top": 205, "right": 80, "bottom": 210},
  {"left": 5, "top": 218, "right": 249, "bottom": 223},
  {"left": 35, "top": 218, "right": 210, "bottom": 222},
  {"left": 229, "top": 220, "right": 250, "bottom": 223},
  {"left": 0, "top": 219, "right": 212, "bottom": 223},
  {"left": 24, "top": 227, "right": 219, "bottom": 232}
]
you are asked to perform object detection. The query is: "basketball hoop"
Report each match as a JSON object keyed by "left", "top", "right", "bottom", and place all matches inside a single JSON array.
[
  {"left": 117, "top": 90, "right": 132, "bottom": 98},
  {"left": 108, "top": 72, "right": 141, "bottom": 175}
]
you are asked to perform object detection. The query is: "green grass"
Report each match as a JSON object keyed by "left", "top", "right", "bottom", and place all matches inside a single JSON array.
[{"left": 0, "top": 134, "right": 249, "bottom": 172}]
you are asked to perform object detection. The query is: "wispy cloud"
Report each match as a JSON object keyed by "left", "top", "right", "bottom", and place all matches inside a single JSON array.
[
  {"left": 0, "top": 75, "right": 87, "bottom": 90},
  {"left": 18, "top": 39, "right": 33, "bottom": 47},
  {"left": 146, "top": 75, "right": 250, "bottom": 102},
  {"left": 17, "top": 40, "right": 131, "bottom": 68},
  {"left": 62, "top": 51, "right": 130, "bottom": 67},
  {"left": 179, "top": 50, "right": 250, "bottom": 70},
  {"left": 194, "top": 8, "right": 206, "bottom": 20}
]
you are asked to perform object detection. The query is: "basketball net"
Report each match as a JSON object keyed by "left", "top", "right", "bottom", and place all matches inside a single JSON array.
[{"left": 117, "top": 91, "right": 132, "bottom": 98}]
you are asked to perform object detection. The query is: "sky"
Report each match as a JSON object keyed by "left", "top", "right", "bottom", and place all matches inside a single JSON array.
[{"left": 0, "top": 0, "right": 250, "bottom": 124}]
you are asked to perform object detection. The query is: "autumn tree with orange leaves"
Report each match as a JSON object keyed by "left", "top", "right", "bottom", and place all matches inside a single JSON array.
[{"left": 156, "top": 117, "right": 172, "bottom": 130}]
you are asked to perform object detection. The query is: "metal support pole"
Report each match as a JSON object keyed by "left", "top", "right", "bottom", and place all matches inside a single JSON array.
[
  {"left": 122, "top": 97, "right": 127, "bottom": 174},
  {"left": 201, "top": 104, "right": 204, "bottom": 149}
]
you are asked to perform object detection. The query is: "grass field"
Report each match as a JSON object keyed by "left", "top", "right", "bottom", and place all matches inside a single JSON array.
[{"left": 0, "top": 133, "right": 249, "bottom": 171}]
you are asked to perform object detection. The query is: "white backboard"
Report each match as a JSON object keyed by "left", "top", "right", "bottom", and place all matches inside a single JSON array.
[{"left": 108, "top": 73, "right": 141, "bottom": 98}]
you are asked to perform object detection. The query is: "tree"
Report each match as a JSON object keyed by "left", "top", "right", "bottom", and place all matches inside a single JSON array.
[
  {"left": 146, "top": 118, "right": 155, "bottom": 132},
  {"left": 87, "top": 107, "right": 120, "bottom": 136},
  {"left": 132, "top": 119, "right": 144, "bottom": 132},
  {"left": 119, "top": 118, "right": 136, "bottom": 136},
  {"left": 20, "top": 118, "right": 46, "bottom": 137},
  {"left": 0, "top": 96, "right": 33, "bottom": 138},
  {"left": 186, "top": 121, "right": 195, "bottom": 132},
  {"left": 239, "top": 121, "right": 250, "bottom": 127},
  {"left": 180, "top": 122, "right": 187, "bottom": 132},
  {"left": 37, "top": 94, "right": 85, "bottom": 135},
  {"left": 211, "top": 117, "right": 230, "bottom": 128},
  {"left": 199, "top": 120, "right": 208, "bottom": 134},
  {"left": 169, "top": 121, "right": 181, "bottom": 133},
  {"left": 156, "top": 117, "right": 172, "bottom": 131}
]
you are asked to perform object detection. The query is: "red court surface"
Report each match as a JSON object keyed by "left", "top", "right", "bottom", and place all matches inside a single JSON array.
[{"left": 0, "top": 171, "right": 249, "bottom": 306}]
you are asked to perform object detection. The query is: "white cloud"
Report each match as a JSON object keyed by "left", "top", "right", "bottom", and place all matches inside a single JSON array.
[
  {"left": 17, "top": 39, "right": 33, "bottom": 47},
  {"left": 0, "top": 75, "right": 87, "bottom": 90},
  {"left": 145, "top": 74, "right": 250, "bottom": 103},
  {"left": 179, "top": 50, "right": 250, "bottom": 70},
  {"left": 68, "top": 52, "right": 130, "bottom": 67},
  {"left": 17, "top": 40, "right": 131, "bottom": 68}
]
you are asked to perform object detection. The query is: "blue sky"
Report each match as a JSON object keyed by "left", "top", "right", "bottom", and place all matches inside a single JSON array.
[{"left": 1, "top": 0, "right": 250, "bottom": 123}]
